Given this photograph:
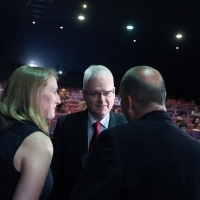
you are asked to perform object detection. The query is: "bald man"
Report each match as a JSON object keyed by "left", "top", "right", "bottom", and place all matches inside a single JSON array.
[{"left": 70, "top": 66, "right": 200, "bottom": 200}]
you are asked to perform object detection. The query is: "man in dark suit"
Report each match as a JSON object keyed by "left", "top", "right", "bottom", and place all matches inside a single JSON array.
[
  {"left": 70, "top": 66, "right": 200, "bottom": 200},
  {"left": 48, "top": 65, "right": 127, "bottom": 200}
]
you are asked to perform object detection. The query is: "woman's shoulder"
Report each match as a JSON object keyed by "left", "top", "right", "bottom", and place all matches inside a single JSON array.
[{"left": 22, "top": 131, "right": 52, "bottom": 153}]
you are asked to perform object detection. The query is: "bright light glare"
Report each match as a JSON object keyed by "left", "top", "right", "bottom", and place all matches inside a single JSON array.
[
  {"left": 83, "top": 5, "right": 87, "bottom": 8},
  {"left": 58, "top": 71, "right": 62, "bottom": 74},
  {"left": 60, "top": 26, "right": 63, "bottom": 29},
  {"left": 32, "top": 21, "right": 36, "bottom": 24},
  {"left": 78, "top": 16, "right": 85, "bottom": 20},
  {"left": 133, "top": 40, "right": 136, "bottom": 42},
  {"left": 176, "top": 47, "right": 179, "bottom": 49},
  {"left": 28, "top": 60, "right": 39, "bottom": 67},
  {"left": 127, "top": 26, "right": 133, "bottom": 30},
  {"left": 176, "top": 34, "right": 182, "bottom": 39},
  {"left": 30, "top": 64, "right": 37, "bottom": 67}
]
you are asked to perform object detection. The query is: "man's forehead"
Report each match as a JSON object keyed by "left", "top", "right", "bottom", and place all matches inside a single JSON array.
[{"left": 87, "top": 76, "right": 113, "bottom": 86}]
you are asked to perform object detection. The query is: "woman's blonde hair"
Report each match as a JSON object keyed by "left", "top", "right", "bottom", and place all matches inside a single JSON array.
[{"left": 0, "top": 65, "right": 58, "bottom": 134}]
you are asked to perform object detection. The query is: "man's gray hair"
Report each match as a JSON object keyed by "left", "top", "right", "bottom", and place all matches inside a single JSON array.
[
  {"left": 121, "top": 66, "right": 166, "bottom": 108},
  {"left": 83, "top": 65, "right": 114, "bottom": 89}
]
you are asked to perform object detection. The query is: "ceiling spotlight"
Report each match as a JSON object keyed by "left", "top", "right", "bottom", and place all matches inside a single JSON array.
[
  {"left": 32, "top": 21, "right": 36, "bottom": 24},
  {"left": 127, "top": 26, "right": 133, "bottom": 30},
  {"left": 176, "top": 34, "right": 182, "bottom": 39},
  {"left": 133, "top": 40, "right": 136, "bottom": 42},
  {"left": 176, "top": 47, "right": 179, "bottom": 49},
  {"left": 83, "top": 4, "right": 87, "bottom": 8},
  {"left": 58, "top": 71, "right": 62, "bottom": 74},
  {"left": 60, "top": 26, "right": 63, "bottom": 29},
  {"left": 78, "top": 16, "right": 85, "bottom": 20}
]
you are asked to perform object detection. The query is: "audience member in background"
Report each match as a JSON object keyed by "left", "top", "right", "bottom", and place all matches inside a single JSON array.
[
  {"left": 192, "top": 116, "right": 200, "bottom": 124},
  {"left": 56, "top": 99, "right": 66, "bottom": 113},
  {"left": 49, "top": 65, "right": 127, "bottom": 200},
  {"left": 56, "top": 88, "right": 70, "bottom": 113},
  {"left": 175, "top": 117, "right": 184, "bottom": 126},
  {"left": 191, "top": 100, "right": 196, "bottom": 105},
  {"left": 177, "top": 122, "right": 188, "bottom": 133},
  {"left": 175, "top": 110, "right": 187, "bottom": 125},
  {"left": 70, "top": 66, "right": 200, "bottom": 200},
  {"left": 178, "top": 110, "right": 187, "bottom": 119},
  {"left": 113, "top": 108, "right": 119, "bottom": 113},
  {"left": 193, "top": 122, "right": 200, "bottom": 131},
  {"left": 191, "top": 106, "right": 200, "bottom": 115},
  {"left": 77, "top": 100, "right": 87, "bottom": 110},
  {"left": 0, "top": 66, "right": 60, "bottom": 199},
  {"left": 59, "top": 88, "right": 70, "bottom": 103}
]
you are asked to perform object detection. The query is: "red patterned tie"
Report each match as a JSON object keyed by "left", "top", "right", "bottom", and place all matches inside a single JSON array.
[{"left": 89, "top": 122, "right": 100, "bottom": 152}]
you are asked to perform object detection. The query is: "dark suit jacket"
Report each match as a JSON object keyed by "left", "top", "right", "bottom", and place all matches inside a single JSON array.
[
  {"left": 70, "top": 111, "right": 200, "bottom": 200},
  {"left": 48, "top": 109, "right": 127, "bottom": 200}
]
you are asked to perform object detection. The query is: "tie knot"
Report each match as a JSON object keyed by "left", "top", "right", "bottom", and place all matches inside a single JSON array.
[{"left": 93, "top": 121, "right": 100, "bottom": 133}]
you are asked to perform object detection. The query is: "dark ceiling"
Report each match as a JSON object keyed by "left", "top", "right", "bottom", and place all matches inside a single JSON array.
[{"left": 0, "top": 0, "right": 200, "bottom": 99}]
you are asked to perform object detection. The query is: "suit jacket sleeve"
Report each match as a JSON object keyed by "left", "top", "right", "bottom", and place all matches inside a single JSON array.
[
  {"left": 70, "top": 129, "right": 121, "bottom": 200},
  {"left": 48, "top": 116, "right": 66, "bottom": 199}
]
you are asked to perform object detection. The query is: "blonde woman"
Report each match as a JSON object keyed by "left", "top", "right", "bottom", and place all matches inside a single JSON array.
[{"left": 0, "top": 66, "right": 60, "bottom": 199}]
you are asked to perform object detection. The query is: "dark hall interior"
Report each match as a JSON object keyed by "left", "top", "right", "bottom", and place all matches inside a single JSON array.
[{"left": 0, "top": 0, "right": 200, "bottom": 102}]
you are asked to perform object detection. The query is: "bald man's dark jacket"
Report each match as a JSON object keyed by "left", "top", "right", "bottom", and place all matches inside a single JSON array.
[
  {"left": 48, "top": 109, "right": 127, "bottom": 200},
  {"left": 70, "top": 110, "right": 200, "bottom": 200}
]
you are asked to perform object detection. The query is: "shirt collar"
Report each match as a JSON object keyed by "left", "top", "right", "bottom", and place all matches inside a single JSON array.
[{"left": 88, "top": 111, "right": 110, "bottom": 128}]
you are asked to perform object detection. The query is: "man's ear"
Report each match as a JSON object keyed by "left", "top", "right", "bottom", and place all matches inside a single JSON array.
[{"left": 126, "top": 95, "right": 133, "bottom": 109}]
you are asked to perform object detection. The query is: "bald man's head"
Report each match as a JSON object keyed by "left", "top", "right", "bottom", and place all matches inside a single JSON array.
[{"left": 120, "top": 66, "right": 166, "bottom": 109}]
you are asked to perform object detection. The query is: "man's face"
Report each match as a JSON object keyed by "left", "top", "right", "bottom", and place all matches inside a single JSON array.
[{"left": 83, "top": 75, "right": 115, "bottom": 121}]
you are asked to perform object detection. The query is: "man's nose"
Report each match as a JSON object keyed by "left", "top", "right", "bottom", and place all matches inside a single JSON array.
[{"left": 97, "top": 93, "right": 105, "bottom": 101}]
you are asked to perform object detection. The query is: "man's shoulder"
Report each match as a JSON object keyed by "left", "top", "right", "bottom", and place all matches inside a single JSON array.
[{"left": 110, "top": 111, "right": 127, "bottom": 124}]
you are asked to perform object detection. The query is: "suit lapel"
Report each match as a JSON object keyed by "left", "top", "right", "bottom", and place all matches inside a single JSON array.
[{"left": 76, "top": 110, "right": 89, "bottom": 167}]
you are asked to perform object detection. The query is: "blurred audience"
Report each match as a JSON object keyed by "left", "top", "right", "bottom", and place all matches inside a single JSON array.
[
  {"left": 113, "top": 108, "right": 119, "bottom": 113},
  {"left": 177, "top": 122, "right": 188, "bottom": 133},
  {"left": 77, "top": 101, "right": 87, "bottom": 110},
  {"left": 193, "top": 122, "right": 200, "bottom": 131},
  {"left": 192, "top": 116, "right": 200, "bottom": 124},
  {"left": 176, "top": 117, "right": 184, "bottom": 126},
  {"left": 191, "top": 106, "right": 200, "bottom": 115},
  {"left": 178, "top": 110, "right": 187, "bottom": 119}
]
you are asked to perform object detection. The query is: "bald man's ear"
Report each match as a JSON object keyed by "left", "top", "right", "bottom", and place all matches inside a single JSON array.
[{"left": 126, "top": 95, "right": 133, "bottom": 109}]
